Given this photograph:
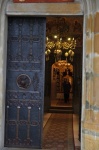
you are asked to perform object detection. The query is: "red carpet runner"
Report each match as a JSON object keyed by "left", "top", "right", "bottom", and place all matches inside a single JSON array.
[{"left": 43, "top": 113, "right": 74, "bottom": 150}]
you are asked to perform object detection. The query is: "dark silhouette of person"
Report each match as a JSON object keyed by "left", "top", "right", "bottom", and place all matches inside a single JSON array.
[{"left": 63, "top": 78, "right": 71, "bottom": 103}]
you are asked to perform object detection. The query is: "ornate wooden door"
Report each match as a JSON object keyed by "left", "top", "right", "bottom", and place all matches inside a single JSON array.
[{"left": 5, "top": 17, "right": 46, "bottom": 148}]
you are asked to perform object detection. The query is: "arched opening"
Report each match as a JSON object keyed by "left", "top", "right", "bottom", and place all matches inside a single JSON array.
[
  {"left": 0, "top": 1, "right": 98, "bottom": 149},
  {"left": 44, "top": 16, "right": 83, "bottom": 110},
  {"left": 50, "top": 61, "right": 73, "bottom": 107},
  {"left": 44, "top": 16, "right": 83, "bottom": 148}
]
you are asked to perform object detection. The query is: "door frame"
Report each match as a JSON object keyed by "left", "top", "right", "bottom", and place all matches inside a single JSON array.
[{"left": 0, "top": 0, "right": 89, "bottom": 149}]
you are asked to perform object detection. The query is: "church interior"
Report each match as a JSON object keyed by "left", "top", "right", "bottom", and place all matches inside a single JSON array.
[
  {"left": 1, "top": 1, "right": 99, "bottom": 150},
  {"left": 43, "top": 16, "right": 83, "bottom": 149}
]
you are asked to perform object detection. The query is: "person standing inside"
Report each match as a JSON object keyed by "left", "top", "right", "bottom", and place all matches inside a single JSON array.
[{"left": 63, "top": 78, "right": 71, "bottom": 103}]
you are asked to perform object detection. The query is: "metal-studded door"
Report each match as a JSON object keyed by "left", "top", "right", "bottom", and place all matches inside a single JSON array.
[{"left": 5, "top": 17, "right": 46, "bottom": 148}]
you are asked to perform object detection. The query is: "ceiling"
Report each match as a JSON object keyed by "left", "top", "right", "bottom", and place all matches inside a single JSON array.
[
  {"left": 46, "top": 16, "right": 83, "bottom": 49},
  {"left": 46, "top": 16, "right": 83, "bottom": 62}
]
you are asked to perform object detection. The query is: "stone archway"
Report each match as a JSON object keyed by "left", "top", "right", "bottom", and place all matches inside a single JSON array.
[{"left": 0, "top": 0, "right": 99, "bottom": 150}]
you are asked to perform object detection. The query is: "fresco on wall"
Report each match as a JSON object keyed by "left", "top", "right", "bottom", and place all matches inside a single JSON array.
[{"left": 46, "top": 16, "right": 83, "bottom": 48}]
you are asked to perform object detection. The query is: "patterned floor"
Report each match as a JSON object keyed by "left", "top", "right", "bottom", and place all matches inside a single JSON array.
[
  {"left": 75, "top": 146, "right": 80, "bottom": 150},
  {"left": 43, "top": 113, "right": 74, "bottom": 150},
  {"left": 56, "top": 99, "right": 72, "bottom": 107}
]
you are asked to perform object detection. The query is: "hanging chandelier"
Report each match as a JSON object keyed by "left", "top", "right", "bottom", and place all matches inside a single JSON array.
[{"left": 45, "top": 35, "right": 76, "bottom": 62}]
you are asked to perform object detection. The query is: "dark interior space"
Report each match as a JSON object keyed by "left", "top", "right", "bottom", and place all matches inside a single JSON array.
[
  {"left": 44, "top": 16, "right": 83, "bottom": 142},
  {"left": 44, "top": 16, "right": 83, "bottom": 115}
]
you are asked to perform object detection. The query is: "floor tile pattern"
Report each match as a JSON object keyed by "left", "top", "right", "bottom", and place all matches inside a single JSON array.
[
  {"left": 43, "top": 113, "right": 74, "bottom": 150},
  {"left": 56, "top": 99, "right": 72, "bottom": 107},
  {"left": 75, "top": 146, "right": 80, "bottom": 150}
]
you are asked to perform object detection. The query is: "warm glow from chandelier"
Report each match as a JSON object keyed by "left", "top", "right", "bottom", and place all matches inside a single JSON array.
[{"left": 45, "top": 35, "right": 76, "bottom": 62}]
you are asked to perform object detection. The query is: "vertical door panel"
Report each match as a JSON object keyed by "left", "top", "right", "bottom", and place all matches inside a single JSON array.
[{"left": 5, "top": 17, "right": 46, "bottom": 148}]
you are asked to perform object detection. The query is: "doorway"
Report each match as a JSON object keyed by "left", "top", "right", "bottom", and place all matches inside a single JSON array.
[
  {"left": 44, "top": 16, "right": 83, "bottom": 114},
  {"left": 4, "top": 15, "right": 83, "bottom": 149},
  {"left": 0, "top": 0, "right": 94, "bottom": 149},
  {"left": 44, "top": 16, "right": 83, "bottom": 145}
]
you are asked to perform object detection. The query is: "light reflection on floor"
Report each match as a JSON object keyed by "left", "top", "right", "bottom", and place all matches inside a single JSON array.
[{"left": 43, "top": 96, "right": 81, "bottom": 148}]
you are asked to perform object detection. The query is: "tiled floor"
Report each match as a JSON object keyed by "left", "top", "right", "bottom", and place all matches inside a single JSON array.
[
  {"left": 43, "top": 113, "right": 74, "bottom": 150},
  {"left": 43, "top": 113, "right": 81, "bottom": 148},
  {"left": 51, "top": 98, "right": 72, "bottom": 107},
  {"left": 50, "top": 97, "right": 81, "bottom": 147},
  {"left": 48, "top": 97, "right": 81, "bottom": 148}
]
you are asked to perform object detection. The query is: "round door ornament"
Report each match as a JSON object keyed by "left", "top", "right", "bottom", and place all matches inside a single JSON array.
[{"left": 17, "top": 74, "right": 31, "bottom": 89}]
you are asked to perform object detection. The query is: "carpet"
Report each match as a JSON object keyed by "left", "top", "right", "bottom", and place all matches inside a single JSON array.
[
  {"left": 56, "top": 99, "right": 72, "bottom": 107},
  {"left": 42, "top": 113, "right": 74, "bottom": 150},
  {"left": 75, "top": 146, "right": 81, "bottom": 150}
]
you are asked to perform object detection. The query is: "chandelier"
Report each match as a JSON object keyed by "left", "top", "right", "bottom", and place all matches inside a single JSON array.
[{"left": 45, "top": 35, "right": 76, "bottom": 62}]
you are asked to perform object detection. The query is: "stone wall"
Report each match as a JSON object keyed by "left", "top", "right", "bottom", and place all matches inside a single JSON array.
[{"left": 81, "top": 1, "right": 99, "bottom": 149}]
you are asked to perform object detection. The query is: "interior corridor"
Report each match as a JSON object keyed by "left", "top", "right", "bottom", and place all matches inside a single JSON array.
[
  {"left": 44, "top": 16, "right": 82, "bottom": 150},
  {"left": 44, "top": 92, "right": 80, "bottom": 149},
  {"left": 43, "top": 112, "right": 81, "bottom": 150}
]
